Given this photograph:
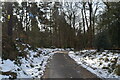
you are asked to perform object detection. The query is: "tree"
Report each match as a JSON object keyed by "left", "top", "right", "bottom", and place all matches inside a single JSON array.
[
  {"left": 2, "top": 2, "right": 19, "bottom": 60},
  {"left": 96, "top": 2, "right": 120, "bottom": 48}
]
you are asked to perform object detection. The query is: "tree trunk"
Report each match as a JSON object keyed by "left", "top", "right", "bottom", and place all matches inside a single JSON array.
[
  {"left": 7, "top": 3, "right": 13, "bottom": 39},
  {"left": 88, "top": 2, "right": 93, "bottom": 48},
  {"left": 81, "top": 9, "right": 86, "bottom": 48},
  {"left": 83, "top": 3, "right": 89, "bottom": 29}
]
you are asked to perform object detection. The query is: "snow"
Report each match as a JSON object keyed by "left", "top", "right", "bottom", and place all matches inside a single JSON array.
[
  {"left": 0, "top": 43, "right": 63, "bottom": 79},
  {"left": 1, "top": 59, "right": 18, "bottom": 72},
  {"left": 69, "top": 51, "right": 74, "bottom": 54},
  {"left": 69, "top": 50, "right": 120, "bottom": 79}
]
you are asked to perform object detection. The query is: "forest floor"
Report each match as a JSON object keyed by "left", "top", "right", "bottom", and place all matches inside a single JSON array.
[
  {"left": 1, "top": 47, "right": 119, "bottom": 79},
  {"left": 42, "top": 52, "right": 100, "bottom": 79},
  {"left": 68, "top": 50, "right": 120, "bottom": 80}
]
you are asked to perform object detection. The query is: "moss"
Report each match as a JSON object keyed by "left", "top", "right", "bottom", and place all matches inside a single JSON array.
[
  {"left": 38, "top": 68, "right": 41, "bottom": 71},
  {"left": 102, "top": 66, "right": 109, "bottom": 69},
  {"left": 110, "top": 58, "right": 118, "bottom": 64},
  {"left": 17, "top": 68, "right": 21, "bottom": 71},
  {"left": 92, "top": 52, "right": 97, "bottom": 55},
  {"left": 2, "top": 71, "right": 17, "bottom": 79},
  {"left": 104, "top": 57, "right": 109, "bottom": 62},
  {"left": 30, "top": 64, "right": 34, "bottom": 68},
  {"left": 99, "top": 62, "right": 102, "bottom": 66},
  {"left": 33, "top": 55, "right": 38, "bottom": 57},
  {"left": 18, "top": 51, "right": 28, "bottom": 58},
  {"left": 38, "top": 51, "right": 42, "bottom": 54},
  {"left": 115, "top": 64, "right": 120, "bottom": 76},
  {"left": 99, "top": 57, "right": 104, "bottom": 60},
  {"left": 103, "top": 54, "right": 106, "bottom": 56}
]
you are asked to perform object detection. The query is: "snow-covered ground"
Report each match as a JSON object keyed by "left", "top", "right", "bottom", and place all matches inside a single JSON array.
[
  {"left": 0, "top": 43, "right": 63, "bottom": 79},
  {"left": 69, "top": 50, "right": 120, "bottom": 79}
]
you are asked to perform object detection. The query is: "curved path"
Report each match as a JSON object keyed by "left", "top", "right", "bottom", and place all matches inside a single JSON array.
[{"left": 42, "top": 53, "right": 101, "bottom": 80}]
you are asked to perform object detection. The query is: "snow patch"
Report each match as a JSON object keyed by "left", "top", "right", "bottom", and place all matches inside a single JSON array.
[
  {"left": 0, "top": 47, "right": 62, "bottom": 79},
  {"left": 69, "top": 50, "right": 120, "bottom": 79}
]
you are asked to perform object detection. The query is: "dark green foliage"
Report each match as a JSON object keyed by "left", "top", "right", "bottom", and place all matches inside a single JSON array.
[
  {"left": 94, "top": 31, "right": 111, "bottom": 49},
  {"left": 96, "top": 2, "right": 120, "bottom": 49},
  {"left": 115, "top": 64, "right": 120, "bottom": 76}
]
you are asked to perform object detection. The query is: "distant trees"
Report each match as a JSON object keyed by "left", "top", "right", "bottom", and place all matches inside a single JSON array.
[
  {"left": 2, "top": 1, "right": 120, "bottom": 60},
  {"left": 94, "top": 31, "right": 111, "bottom": 49},
  {"left": 95, "top": 2, "right": 120, "bottom": 49}
]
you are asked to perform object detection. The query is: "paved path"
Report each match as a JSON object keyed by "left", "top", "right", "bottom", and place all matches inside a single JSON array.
[{"left": 42, "top": 53, "right": 101, "bottom": 80}]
